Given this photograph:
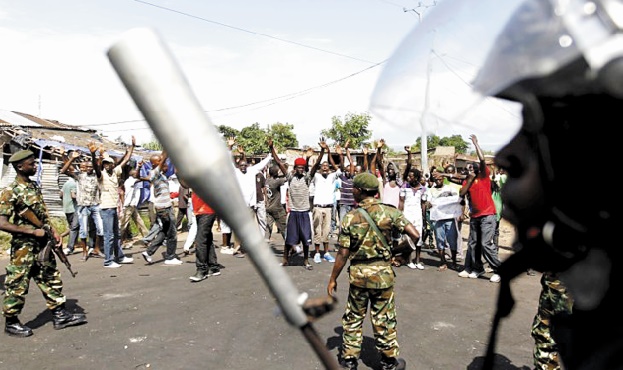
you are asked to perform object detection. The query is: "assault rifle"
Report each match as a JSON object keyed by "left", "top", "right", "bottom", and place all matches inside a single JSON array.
[{"left": 18, "top": 208, "right": 77, "bottom": 277}]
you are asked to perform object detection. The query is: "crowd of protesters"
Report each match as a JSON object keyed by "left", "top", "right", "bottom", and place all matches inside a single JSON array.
[{"left": 48, "top": 134, "right": 508, "bottom": 286}]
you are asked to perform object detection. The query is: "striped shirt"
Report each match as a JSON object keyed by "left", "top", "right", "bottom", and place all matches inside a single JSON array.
[
  {"left": 286, "top": 173, "right": 311, "bottom": 212},
  {"left": 338, "top": 174, "right": 355, "bottom": 206},
  {"left": 150, "top": 168, "right": 172, "bottom": 209}
]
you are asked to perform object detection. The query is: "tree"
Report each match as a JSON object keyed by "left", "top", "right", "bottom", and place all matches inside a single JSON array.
[
  {"left": 267, "top": 122, "right": 298, "bottom": 151},
  {"left": 321, "top": 112, "right": 372, "bottom": 148},
  {"left": 217, "top": 125, "right": 240, "bottom": 140},
  {"left": 409, "top": 134, "right": 469, "bottom": 154},
  {"left": 142, "top": 136, "right": 163, "bottom": 151},
  {"left": 439, "top": 135, "right": 469, "bottom": 154},
  {"left": 238, "top": 123, "right": 268, "bottom": 155}
]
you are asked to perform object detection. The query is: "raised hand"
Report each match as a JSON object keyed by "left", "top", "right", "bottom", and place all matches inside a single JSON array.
[
  {"left": 87, "top": 142, "right": 98, "bottom": 154},
  {"left": 131, "top": 135, "right": 136, "bottom": 146},
  {"left": 377, "top": 139, "right": 385, "bottom": 149},
  {"left": 404, "top": 145, "right": 411, "bottom": 153},
  {"left": 362, "top": 146, "right": 369, "bottom": 155},
  {"left": 227, "top": 136, "right": 236, "bottom": 147},
  {"left": 335, "top": 144, "right": 342, "bottom": 155},
  {"left": 70, "top": 151, "right": 80, "bottom": 159},
  {"left": 319, "top": 137, "right": 328, "bottom": 150},
  {"left": 267, "top": 137, "right": 274, "bottom": 148},
  {"left": 305, "top": 147, "right": 314, "bottom": 158}
]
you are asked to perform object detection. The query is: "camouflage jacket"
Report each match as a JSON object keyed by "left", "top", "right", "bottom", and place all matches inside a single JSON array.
[
  {"left": 0, "top": 177, "right": 50, "bottom": 241},
  {"left": 339, "top": 198, "right": 412, "bottom": 289}
]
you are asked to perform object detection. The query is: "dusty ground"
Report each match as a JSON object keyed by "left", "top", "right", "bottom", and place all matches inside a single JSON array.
[{"left": 0, "top": 219, "right": 540, "bottom": 370}]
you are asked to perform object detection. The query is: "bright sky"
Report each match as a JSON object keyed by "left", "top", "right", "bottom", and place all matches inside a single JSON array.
[{"left": 0, "top": 0, "right": 520, "bottom": 152}]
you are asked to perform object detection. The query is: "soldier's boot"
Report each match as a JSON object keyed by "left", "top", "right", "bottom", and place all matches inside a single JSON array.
[
  {"left": 338, "top": 357, "right": 358, "bottom": 369},
  {"left": 52, "top": 304, "right": 87, "bottom": 330},
  {"left": 5, "top": 316, "right": 33, "bottom": 337},
  {"left": 380, "top": 356, "right": 406, "bottom": 370}
]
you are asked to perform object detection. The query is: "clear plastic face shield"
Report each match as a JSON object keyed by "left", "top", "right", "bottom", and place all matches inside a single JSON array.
[{"left": 370, "top": 0, "right": 623, "bottom": 150}]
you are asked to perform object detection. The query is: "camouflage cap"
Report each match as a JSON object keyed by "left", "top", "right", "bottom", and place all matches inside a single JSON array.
[
  {"left": 8, "top": 150, "right": 35, "bottom": 163},
  {"left": 353, "top": 172, "right": 379, "bottom": 191}
]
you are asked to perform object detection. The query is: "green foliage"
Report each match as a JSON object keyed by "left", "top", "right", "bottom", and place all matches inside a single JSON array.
[
  {"left": 219, "top": 122, "right": 298, "bottom": 154},
  {"left": 410, "top": 134, "right": 469, "bottom": 154},
  {"left": 142, "top": 136, "right": 163, "bottom": 151},
  {"left": 439, "top": 135, "right": 469, "bottom": 153},
  {"left": 238, "top": 123, "right": 269, "bottom": 155},
  {"left": 267, "top": 122, "right": 298, "bottom": 150},
  {"left": 217, "top": 125, "right": 240, "bottom": 139},
  {"left": 321, "top": 112, "right": 372, "bottom": 148}
]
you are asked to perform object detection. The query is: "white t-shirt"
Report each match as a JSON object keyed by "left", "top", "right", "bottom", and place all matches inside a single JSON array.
[{"left": 123, "top": 177, "right": 142, "bottom": 207}]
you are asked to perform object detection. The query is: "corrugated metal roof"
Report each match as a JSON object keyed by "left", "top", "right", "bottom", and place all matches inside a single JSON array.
[{"left": 0, "top": 109, "right": 42, "bottom": 127}]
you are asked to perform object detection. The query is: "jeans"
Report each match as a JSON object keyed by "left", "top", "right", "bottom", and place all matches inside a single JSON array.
[
  {"left": 433, "top": 218, "right": 459, "bottom": 252},
  {"left": 339, "top": 203, "right": 354, "bottom": 232},
  {"left": 464, "top": 214, "right": 500, "bottom": 273},
  {"left": 65, "top": 212, "right": 80, "bottom": 251},
  {"left": 101, "top": 208, "right": 126, "bottom": 265},
  {"left": 256, "top": 201, "right": 267, "bottom": 238},
  {"left": 145, "top": 207, "right": 178, "bottom": 260},
  {"left": 78, "top": 205, "right": 103, "bottom": 239},
  {"left": 194, "top": 214, "right": 218, "bottom": 272}
]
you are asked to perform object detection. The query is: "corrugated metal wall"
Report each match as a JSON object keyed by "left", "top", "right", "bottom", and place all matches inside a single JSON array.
[{"left": 0, "top": 161, "right": 65, "bottom": 218}]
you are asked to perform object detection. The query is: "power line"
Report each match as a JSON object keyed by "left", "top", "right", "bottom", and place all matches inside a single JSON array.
[
  {"left": 134, "top": 0, "right": 377, "bottom": 64},
  {"left": 84, "top": 60, "right": 386, "bottom": 128}
]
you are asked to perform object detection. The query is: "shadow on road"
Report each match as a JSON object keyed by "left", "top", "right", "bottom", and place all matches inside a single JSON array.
[{"left": 467, "top": 354, "right": 531, "bottom": 370}]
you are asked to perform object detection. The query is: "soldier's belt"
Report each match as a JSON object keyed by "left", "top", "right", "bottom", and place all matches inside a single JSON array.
[{"left": 350, "top": 258, "right": 391, "bottom": 266}]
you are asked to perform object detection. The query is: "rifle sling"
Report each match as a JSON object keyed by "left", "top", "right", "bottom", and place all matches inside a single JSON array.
[{"left": 356, "top": 207, "right": 390, "bottom": 250}]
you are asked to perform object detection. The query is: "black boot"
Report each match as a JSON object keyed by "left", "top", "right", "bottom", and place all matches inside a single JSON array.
[
  {"left": 52, "top": 305, "right": 87, "bottom": 330},
  {"left": 380, "top": 356, "right": 406, "bottom": 370},
  {"left": 5, "top": 316, "right": 33, "bottom": 337},
  {"left": 338, "top": 356, "right": 358, "bottom": 369}
]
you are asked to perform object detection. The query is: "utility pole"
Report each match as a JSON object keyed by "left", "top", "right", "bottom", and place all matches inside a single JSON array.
[{"left": 404, "top": 1, "right": 437, "bottom": 173}]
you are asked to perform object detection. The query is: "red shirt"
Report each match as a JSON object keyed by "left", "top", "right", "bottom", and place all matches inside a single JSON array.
[
  {"left": 463, "top": 165, "right": 496, "bottom": 218},
  {"left": 191, "top": 192, "right": 215, "bottom": 215}
]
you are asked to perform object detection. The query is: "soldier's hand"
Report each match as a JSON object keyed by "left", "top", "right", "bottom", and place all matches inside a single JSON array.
[
  {"left": 327, "top": 280, "right": 338, "bottom": 297},
  {"left": 52, "top": 230, "right": 62, "bottom": 247},
  {"left": 33, "top": 229, "right": 46, "bottom": 238}
]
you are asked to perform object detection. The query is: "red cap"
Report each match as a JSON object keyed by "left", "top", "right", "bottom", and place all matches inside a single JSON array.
[{"left": 294, "top": 158, "right": 306, "bottom": 166}]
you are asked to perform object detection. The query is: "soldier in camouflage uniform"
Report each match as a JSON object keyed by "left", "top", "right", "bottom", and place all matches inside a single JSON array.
[
  {"left": 327, "top": 172, "right": 420, "bottom": 370},
  {"left": 0, "top": 150, "right": 87, "bottom": 337},
  {"left": 532, "top": 272, "right": 573, "bottom": 370}
]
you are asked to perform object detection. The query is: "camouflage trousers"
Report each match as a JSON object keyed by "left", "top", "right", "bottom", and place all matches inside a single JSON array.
[
  {"left": 3, "top": 239, "right": 66, "bottom": 318},
  {"left": 341, "top": 284, "right": 398, "bottom": 360},
  {"left": 532, "top": 272, "right": 573, "bottom": 370}
]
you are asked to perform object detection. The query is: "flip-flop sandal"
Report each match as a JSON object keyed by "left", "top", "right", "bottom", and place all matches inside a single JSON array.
[
  {"left": 304, "top": 264, "right": 313, "bottom": 270},
  {"left": 438, "top": 264, "right": 448, "bottom": 272}
]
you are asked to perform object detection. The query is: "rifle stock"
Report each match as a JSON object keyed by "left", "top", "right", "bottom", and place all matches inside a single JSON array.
[{"left": 18, "top": 208, "right": 77, "bottom": 278}]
